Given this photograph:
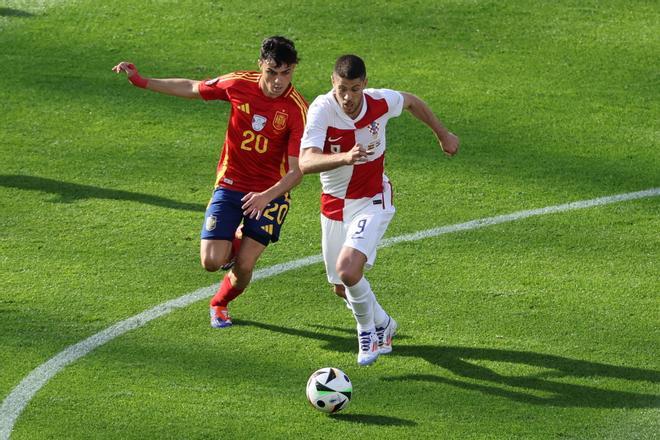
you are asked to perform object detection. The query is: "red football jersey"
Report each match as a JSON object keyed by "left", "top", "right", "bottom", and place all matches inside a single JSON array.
[{"left": 198, "top": 71, "right": 308, "bottom": 193}]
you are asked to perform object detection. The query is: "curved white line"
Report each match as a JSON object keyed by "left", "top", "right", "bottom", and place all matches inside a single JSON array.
[{"left": 2, "top": 188, "right": 658, "bottom": 438}]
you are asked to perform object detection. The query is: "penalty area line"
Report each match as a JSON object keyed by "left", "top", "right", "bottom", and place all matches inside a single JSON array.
[{"left": 1, "top": 187, "right": 659, "bottom": 439}]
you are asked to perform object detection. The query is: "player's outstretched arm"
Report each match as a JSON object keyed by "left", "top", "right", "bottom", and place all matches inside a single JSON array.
[
  {"left": 112, "top": 61, "right": 201, "bottom": 99},
  {"left": 299, "top": 144, "right": 370, "bottom": 174},
  {"left": 240, "top": 155, "right": 303, "bottom": 220},
  {"left": 401, "top": 92, "right": 459, "bottom": 156}
]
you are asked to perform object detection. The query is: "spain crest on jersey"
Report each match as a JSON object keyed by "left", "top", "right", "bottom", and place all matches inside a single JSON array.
[
  {"left": 273, "top": 111, "right": 288, "bottom": 131},
  {"left": 252, "top": 114, "right": 267, "bottom": 132}
]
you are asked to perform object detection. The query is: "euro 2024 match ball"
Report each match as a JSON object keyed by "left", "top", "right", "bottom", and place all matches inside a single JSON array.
[{"left": 306, "top": 367, "right": 352, "bottom": 413}]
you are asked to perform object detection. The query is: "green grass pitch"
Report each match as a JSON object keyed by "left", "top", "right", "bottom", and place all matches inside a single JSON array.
[{"left": 1, "top": 0, "right": 658, "bottom": 439}]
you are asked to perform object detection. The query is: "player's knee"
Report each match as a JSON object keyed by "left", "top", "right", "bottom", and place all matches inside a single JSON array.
[
  {"left": 339, "top": 272, "right": 361, "bottom": 287},
  {"left": 201, "top": 256, "right": 222, "bottom": 272},
  {"left": 336, "top": 263, "right": 361, "bottom": 287}
]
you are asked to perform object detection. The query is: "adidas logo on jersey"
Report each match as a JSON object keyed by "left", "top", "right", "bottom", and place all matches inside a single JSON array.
[{"left": 238, "top": 103, "right": 250, "bottom": 114}]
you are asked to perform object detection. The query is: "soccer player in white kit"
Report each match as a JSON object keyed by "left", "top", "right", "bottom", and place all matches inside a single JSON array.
[{"left": 300, "top": 55, "right": 459, "bottom": 366}]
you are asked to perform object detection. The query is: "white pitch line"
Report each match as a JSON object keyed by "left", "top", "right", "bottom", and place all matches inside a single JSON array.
[{"left": 1, "top": 187, "right": 658, "bottom": 439}]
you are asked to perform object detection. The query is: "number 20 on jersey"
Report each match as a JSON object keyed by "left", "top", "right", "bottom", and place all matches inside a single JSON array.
[{"left": 240, "top": 130, "right": 269, "bottom": 153}]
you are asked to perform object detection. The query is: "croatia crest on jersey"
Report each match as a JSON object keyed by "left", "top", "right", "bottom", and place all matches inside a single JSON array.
[
  {"left": 368, "top": 121, "right": 380, "bottom": 137},
  {"left": 252, "top": 114, "right": 267, "bottom": 132}
]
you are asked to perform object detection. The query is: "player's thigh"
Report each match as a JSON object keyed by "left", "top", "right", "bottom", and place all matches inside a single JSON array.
[
  {"left": 321, "top": 215, "right": 346, "bottom": 285},
  {"left": 344, "top": 207, "right": 395, "bottom": 269},
  {"left": 336, "top": 246, "right": 368, "bottom": 283},
  {"left": 200, "top": 187, "right": 244, "bottom": 263},
  {"left": 200, "top": 239, "right": 233, "bottom": 264}
]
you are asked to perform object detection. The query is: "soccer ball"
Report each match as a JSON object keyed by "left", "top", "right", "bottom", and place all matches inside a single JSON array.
[{"left": 306, "top": 367, "right": 352, "bottom": 413}]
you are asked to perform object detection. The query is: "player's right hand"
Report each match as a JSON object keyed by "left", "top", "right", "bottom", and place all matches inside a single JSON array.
[
  {"left": 344, "top": 143, "right": 372, "bottom": 165},
  {"left": 439, "top": 132, "right": 459, "bottom": 157}
]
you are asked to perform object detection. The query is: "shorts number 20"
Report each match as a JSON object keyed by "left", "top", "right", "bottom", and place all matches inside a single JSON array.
[{"left": 262, "top": 202, "right": 288, "bottom": 225}]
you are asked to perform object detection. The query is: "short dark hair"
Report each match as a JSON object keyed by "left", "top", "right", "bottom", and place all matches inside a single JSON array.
[
  {"left": 333, "top": 54, "right": 366, "bottom": 80},
  {"left": 260, "top": 36, "right": 299, "bottom": 67}
]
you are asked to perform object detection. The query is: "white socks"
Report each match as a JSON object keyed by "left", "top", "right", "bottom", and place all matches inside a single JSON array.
[
  {"left": 373, "top": 299, "right": 389, "bottom": 329},
  {"left": 345, "top": 277, "right": 389, "bottom": 332}
]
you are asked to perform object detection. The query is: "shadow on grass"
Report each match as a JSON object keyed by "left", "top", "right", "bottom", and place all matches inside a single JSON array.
[
  {"left": 329, "top": 413, "right": 417, "bottom": 427},
  {"left": 312, "top": 323, "right": 413, "bottom": 342},
  {"left": 0, "top": 8, "right": 34, "bottom": 17},
  {"left": 386, "top": 345, "right": 660, "bottom": 409},
  {"left": 0, "top": 174, "right": 205, "bottom": 212},
  {"left": 238, "top": 319, "right": 660, "bottom": 409}
]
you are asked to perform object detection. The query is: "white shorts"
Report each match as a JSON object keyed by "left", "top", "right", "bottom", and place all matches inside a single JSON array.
[{"left": 321, "top": 183, "right": 395, "bottom": 285}]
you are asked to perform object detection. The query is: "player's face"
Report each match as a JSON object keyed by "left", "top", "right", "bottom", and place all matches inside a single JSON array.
[
  {"left": 258, "top": 60, "right": 295, "bottom": 98},
  {"left": 332, "top": 73, "right": 367, "bottom": 119}
]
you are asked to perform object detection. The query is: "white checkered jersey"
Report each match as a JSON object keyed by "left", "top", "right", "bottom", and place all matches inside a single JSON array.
[{"left": 300, "top": 88, "right": 404, "bottom": 220}]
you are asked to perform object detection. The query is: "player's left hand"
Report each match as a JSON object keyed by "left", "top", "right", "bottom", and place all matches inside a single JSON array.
[
  {"left": 438, "top": 131, "right": 459, "bottom": 157},
  {"left": 111, "top": 61, "right": 148, "bottom": 88},
  {"left": 112, "top": 61, "right": 138, "bottom": 76},
  {"left": 241, "top": 192, "right": 270, "bottom": 220}
]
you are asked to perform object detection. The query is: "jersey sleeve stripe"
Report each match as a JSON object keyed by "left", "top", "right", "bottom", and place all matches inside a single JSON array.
[
  {"left": 279, "top": 155, "right": 287, "bottom": 177},
  {"left": 288, "top": 89, "right": 308, "bottom": 125},
  {"left": 291, "top": 97, "right": 307, "bottom": 125},
  {"left": 217, "top": 72, "right": 260, "bottom": 84},
  {"left": 214, "top": 146, "right": 231, "bottom": 187},
  {"left": 290, "top": 89, "right": 308, "bottom": 109}
]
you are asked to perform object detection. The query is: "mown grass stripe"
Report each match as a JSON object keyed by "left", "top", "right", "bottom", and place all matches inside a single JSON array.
[{"left": 1, "top": 187, "right": 658, "bottom": 439}]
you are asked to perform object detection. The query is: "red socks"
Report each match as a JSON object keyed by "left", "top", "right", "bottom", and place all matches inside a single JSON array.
[
  {"left": 210, "top": 275, "right": 244, "bottom": 307},
  {"left": 210, "top": 231, "right": 244, "bottom": 307}
]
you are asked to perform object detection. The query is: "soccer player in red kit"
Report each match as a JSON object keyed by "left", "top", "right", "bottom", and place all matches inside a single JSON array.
[
  {"left": 300, "top": 55, "right": 459, "bottom": 365},
  {"left": 113, "top": 36, "right": 308, "bottom": 328}
]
